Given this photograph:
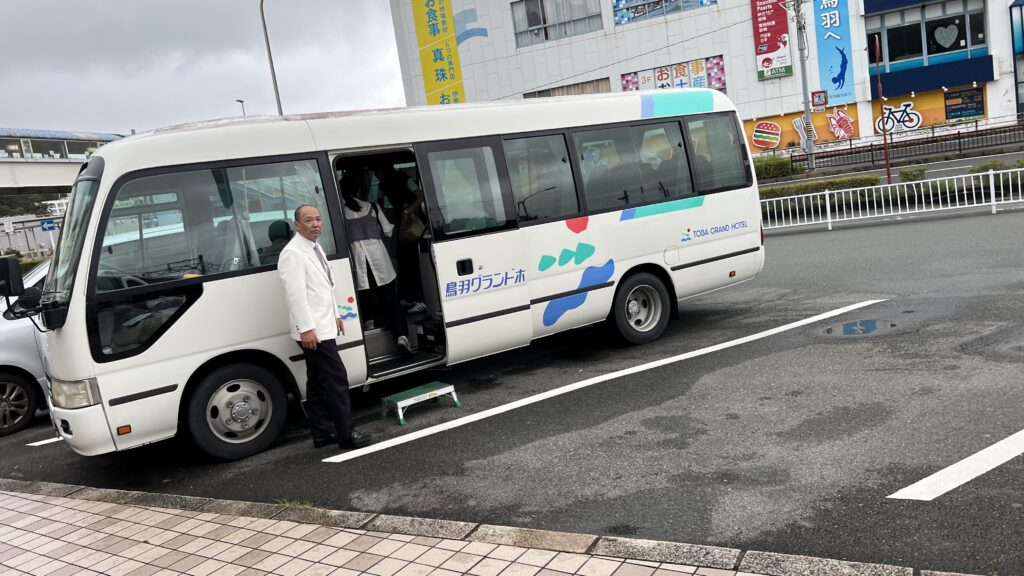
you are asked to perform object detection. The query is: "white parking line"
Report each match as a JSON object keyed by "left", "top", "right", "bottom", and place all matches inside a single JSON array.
[
  {"left": 888, "top": 428, "right": 1024, "bottom": 501},
  {"left": 26, "top": 437, "right": 63, "bottom": 447},
  {"left": 324, "top": 299, "right": 886, "bottom": 464}
]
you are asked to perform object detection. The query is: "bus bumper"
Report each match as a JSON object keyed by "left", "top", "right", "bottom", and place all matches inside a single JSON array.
[{"left": 48, "top": 399, "right": 117, "bottom": 456}]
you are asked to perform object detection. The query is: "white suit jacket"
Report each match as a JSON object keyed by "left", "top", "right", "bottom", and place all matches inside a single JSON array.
[{"left": 277, "top": 234, "right": 340, "bottom": 341}]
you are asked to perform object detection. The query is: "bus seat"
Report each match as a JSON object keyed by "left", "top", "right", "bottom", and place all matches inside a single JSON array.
[{"left": 260, "top": 220, "right": 292, "bottom": 266}]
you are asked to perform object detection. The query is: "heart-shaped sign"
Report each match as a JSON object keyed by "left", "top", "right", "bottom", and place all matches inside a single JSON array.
[{"left": 934, "top": 24, "right": 958, "bottom": 49}]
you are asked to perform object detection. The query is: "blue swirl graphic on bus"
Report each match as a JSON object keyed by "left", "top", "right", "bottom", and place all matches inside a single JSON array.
[{"left": 542, "top": 259, "right": 615, "bottom": 327}]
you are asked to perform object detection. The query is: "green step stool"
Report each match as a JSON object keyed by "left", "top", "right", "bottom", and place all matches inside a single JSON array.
[{"left": 380, "top": 381, "right": 461, "bottom": 425}]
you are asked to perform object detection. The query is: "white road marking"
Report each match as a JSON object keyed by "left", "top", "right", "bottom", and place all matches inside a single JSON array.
[
  {"left": 26, "top": 437, "right": 63, "bottom": 447},
  {"left": 324, "top": 300, "right": 886, "bottom": 464},
  {"left": 888, "top": 428, "right": 1024, "bottom": 501}
]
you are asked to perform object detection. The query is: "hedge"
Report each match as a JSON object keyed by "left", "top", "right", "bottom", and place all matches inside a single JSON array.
[
  {"left": 759, "top": 174, "right": 881, "bottom": 199},
  {"left": 753, "top": 155, "right": 803, "bottom": 180},
  {"left": 19, "top": 259, "right": 46, "bottom": 275}
]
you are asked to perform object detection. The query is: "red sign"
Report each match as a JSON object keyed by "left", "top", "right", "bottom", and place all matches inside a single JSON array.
[{"left": 751, "top": 0, "right": 792, "bottom": 80}]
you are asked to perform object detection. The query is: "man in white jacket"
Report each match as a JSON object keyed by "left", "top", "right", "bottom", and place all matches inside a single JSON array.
[{"left": 277, "top": 205, "right": 372, "bottom": 449}]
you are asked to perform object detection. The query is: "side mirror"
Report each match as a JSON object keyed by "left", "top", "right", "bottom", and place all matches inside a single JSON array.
[{"left": 0, "top": 255, "right": 24, "bottom": 298}]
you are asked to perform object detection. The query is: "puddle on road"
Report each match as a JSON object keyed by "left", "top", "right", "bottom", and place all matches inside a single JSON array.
[{"left": 821, "top": 319, "right": 899, "bottom": 337}]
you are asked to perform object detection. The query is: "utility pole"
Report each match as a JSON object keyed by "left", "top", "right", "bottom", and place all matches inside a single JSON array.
[
  {"left": 260, "top": 0, "right": 284, "bottom": 116},
  {"left": 793, "top": 0, "right": 816, "bottom": 170},
  {"left": 874, "top": 35, "right": 892, "bottom": 184}
]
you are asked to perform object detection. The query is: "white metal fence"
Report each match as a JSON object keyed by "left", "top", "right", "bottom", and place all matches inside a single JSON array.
[{"left": 761, "top": 168, "right": 1024, "bottom": 231}]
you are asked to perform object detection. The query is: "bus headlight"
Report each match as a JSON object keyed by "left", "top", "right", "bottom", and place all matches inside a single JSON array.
[{"left": 51, "top": 378, "right": 101, "bottom": 409}]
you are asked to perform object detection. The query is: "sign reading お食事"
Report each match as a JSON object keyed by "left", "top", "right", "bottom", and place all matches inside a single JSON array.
[{"left": 412, "top": 0, "right": 466, "bottom": 105}]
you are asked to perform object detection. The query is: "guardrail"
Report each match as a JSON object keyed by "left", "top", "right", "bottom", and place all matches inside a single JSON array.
[{"left": 761, "top": 168, "right": 1024, "bottom": 231}]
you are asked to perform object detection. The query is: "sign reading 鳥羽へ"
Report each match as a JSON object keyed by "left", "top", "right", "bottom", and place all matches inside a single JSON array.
[
  {"left": 751, "top": 0, "right": 792, "bottom": 80},
  {"left": 814, "top": 0, "right": 854, "bottom": 105}
]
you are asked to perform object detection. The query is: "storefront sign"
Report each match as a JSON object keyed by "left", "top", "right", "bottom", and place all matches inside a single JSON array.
[
  {"left": 621, "top": 55, "right": 726, "bottom": 92},
  {"left": 944, "top": 86, "right": 985, "bottom": 121},
  {"left": 814, "top": 0, "right": 855, "bottom": 105},
  {"left": 412, "top": 0, "right": 466, "bottom": 105},
  {"left": 751, "top": 0, "right": 792, "bottom": 80},
  {"left": 613, "top": 0, "right": 718, "bottom": 26},
  {"left": 743, "top": 106, "right": 860, "bottom": 151}
]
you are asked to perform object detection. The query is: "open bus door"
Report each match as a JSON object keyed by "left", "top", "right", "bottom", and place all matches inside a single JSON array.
[{"left": 416, "top": 137, "right": 532, "bottom": 365}]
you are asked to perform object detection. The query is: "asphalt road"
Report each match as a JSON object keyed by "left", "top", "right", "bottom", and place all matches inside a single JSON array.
[{"left": 4, "top": 209, "right": 1024, "bottom": 575}]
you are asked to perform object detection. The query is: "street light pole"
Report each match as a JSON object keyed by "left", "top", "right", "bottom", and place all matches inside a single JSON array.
[
  {"left": 794, "top": 0, "right": 815, "bottom": 171},
  {"left": 236, "top": 99, "right": 247, "bottom": 117},
  {"left": 259, "top": 0, "right": 284, "bottom": 116},
  {"left": 874, "top": 34, "right": 892, "bottom": 184}
]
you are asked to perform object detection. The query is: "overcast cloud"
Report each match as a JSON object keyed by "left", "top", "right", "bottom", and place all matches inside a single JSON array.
[{"left": 1, "top": 0, "right": 406, "bottom": 135}]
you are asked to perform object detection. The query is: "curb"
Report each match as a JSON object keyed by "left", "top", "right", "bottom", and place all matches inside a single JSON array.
[{"left": 0, "top": 478, "right": 983, "bottom": 576}]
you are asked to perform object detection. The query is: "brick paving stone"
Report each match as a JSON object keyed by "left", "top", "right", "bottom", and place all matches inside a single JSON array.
[
  {"left": 366, "top": 558, "right": 409, "bottom": 576},
  {"left": 578, "top": 558, "right": 622, "bottom": 576},
  {"left": 653, "top": 569, "right": 695, "bottom": 576},
  {"left": 239, "top": 534, "right": 276, "bottom": 549},
  {"left": 168, "top": 554, "right": 207, "bottom": 573},
  {"left": 90, "top": 555, "right": 130, "bottom": 574},
  {"left": 107, "top": 559, "right": 145, "bottom": 576},
  {"left": 179, "top": 538, "right": 217, "bottom": 555},
  {"left": 489, "top": 547, "right": 527, "bottom": 563},
  {"left": 186, "top": 524, "right": 221, "bottom": 538},
  {"left": 278, "top": 541, "right": 316, "bottom": 558},
  {"left": 301, "top": 528, "right": 339, "bottom": 544},
  {"left": 220, "top": 529, "right": 258, "bottom": 546},
  {"left": 693, "top": 570, "right": 735, "bottom": 576},
  {"left": 0, "top": 548, "right": 26, "bottom": 564},
  {"left": 164, "top": 535, "right": 199, "bottom": 550},
  {"left": 186, "top": 558, "right": 226, "bottom": 576},
  {"left": 72, "top": 551, "right": 112, "bottom": 569},
  {"left": 468, "top": 558, "right": 511, "bottom": 576},
  {"left": 234, "top": 550, "right": 274, "bottom": 568},
  {"left": 537, "top": 570, "right": 572, "bottom": 576},
  {"left": 393, "top": 563, "right": 434, "bottom": 576},
  {"left": 264, "top": 522, "right": 300, "bottom": 537},
  {"left": 501, "top": 563, "right": 541, "bottom": 576},
  {"left": 196, "top": 542, "right": 234, "bottom": 559},
  {"left": 136, "top": 547, "right": 175, "bottom": 564},
  {"left": 35, "top": 559, "right": 68, "bottom": 576},
  {"left": 342, "top": 552, "right": 384, "bottom": 572},
  {"left": 428, "top": 568, "right": 461, "bottom": 576},
  {"left": 202, "top": 526, "right": 238, "bottom": 542},
  {"left": 440, "top": 552, "right": 483, "bottom": 572},
  {"left": 125, "top": 565, "right": 162, "bottom": 576},
  {"left": 462, "top": 543, "right": 498, "bottom": 558},
  {"left": 296, "top": 564, "right": 337, "bottom": 576},
  {"left": 235, "top": 569, "right": 271, "bottom": 576},
  {"left": 392, "top": 543, "right": 430, "bottom": 562},
  {"left": 49, "top": 565, "right": 86, "bottom": 576},
  {"left": 150, "top": 550, "right": 190, "bottom": 569},
  {"left": 252, "top": 553, "right": 291, "bottom": 573},
  {"left": 319, "top": 549, "right": 358, "bottom": 567},
  {"left": 213, "top": 546, "right": 253, "bottom": 563},
  {"left": 342, "top": 536, "right": 381, "bottom": 552},
  {"left": 282, "top": 525, "right": 318, "bottom": 540},
  {"left": 258, "top": 537, "right": 295, "bottom": 554},
  {"left": 320, "top": 532, "right": 357, "bottom": 548},
  {"left": 244, "top": 519, "right": 278, "bottom": 533},
  {"left": 518, "top": 551, "right": 557, "bottom": 568},
  {"left": 273, "top": 558, "right": 314, "bottom": 576},
  {"left": 613, "top": 565, "right": 655, "bottom": 576},
  {"left": 410, "top": 537, "right": 442, "bottom": 548},
  {"left": 296, "top": 545, "right": 338, "bottom": 564},
  {"left": 366, "top": 539, "right": 405, "bottom": 557},
  {"left": 154, "top": 517, "right": 188, "bottom": 530},
  {"left": 208, "top": 565, "right": 246, "bottom": 576},
  {"left": 415, "top": 549, "right": 455, "bottom": 567},
  {"left": 546, "top": 553, "right": 589, "bottom": 574},
  {"left": 435, "top": 540, "right": 467, "bottom": 553}
]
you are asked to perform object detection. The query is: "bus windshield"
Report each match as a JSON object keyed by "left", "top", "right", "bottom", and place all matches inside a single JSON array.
[{"left": 43, "top": 178, "right": 99, "bottom": 307}]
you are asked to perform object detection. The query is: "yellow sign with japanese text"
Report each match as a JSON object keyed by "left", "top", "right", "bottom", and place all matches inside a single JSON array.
[{"left": 412, "top": 0, "right": 465, "bottom": 105}]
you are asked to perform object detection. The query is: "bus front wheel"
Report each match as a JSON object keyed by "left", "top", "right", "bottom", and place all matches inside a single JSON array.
[
  {"left": 612, "top": 273, "right": 670, "bottom": 345},
  {"left": 186, "top": 364, "right": 287, "bottom": 460}
]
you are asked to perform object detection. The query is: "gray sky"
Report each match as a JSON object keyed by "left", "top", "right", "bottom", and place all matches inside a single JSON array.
[{"left": 1, "top": 0, "right": 406, "bottom": 135}]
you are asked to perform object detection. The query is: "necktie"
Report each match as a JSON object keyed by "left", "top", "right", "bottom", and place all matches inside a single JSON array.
[{"left": 314, "top": 243, "right": 333, "bottom": 284}]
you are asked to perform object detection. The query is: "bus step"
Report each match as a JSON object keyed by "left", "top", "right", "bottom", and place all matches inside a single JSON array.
[{"left": 379, "top": 381, "right": 461, "bottom": 426}]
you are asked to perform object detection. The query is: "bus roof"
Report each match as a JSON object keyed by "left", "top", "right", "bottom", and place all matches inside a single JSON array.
[{"left": 94, "top": 89, "right": 737, "bottom": 176}]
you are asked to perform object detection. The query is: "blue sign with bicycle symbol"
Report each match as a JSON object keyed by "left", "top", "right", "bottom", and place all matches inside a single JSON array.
[{"left": 875, "top": 101, "right": 922, "bottom": 134}]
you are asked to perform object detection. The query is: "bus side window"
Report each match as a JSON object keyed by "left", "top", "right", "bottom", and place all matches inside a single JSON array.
[
  {"left": 502, "top": 134, "right": 578, "bottom": 223},
  {"left": 426, "top": 144, "right": 509, "bottom": 235},
  {"left": 684, "top": 115, "right": 749, "bottom": 193},
  {"left": 634, "top": 123, "right": 694, "bottom": 199},
  {"left": 573, "top": 126, "right": 643, "bottom": 212}
]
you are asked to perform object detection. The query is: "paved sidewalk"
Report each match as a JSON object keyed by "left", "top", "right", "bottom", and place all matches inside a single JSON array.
[{"left": 0, "top": 480, "right": 978, "bottom": 576}]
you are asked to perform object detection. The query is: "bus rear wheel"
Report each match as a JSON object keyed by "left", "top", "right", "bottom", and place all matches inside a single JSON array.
[
  {"left": 186, "top": 364, "right": 287, "bottom": 460},
  {"left": 612, "top": 273, "right": 670, "bottom": 345},
  {"left": 0, "top": 372, "right": 39, "bottom": 437}
]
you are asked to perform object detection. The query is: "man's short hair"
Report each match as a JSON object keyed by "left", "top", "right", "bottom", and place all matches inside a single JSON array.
[{"left": 294, "top": 204, "right": 318, "bottom": 222}]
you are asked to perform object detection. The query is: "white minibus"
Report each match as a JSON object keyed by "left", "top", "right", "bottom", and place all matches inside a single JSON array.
[{"left": 0, "top": 89, "right": 764, "bottom": 459}]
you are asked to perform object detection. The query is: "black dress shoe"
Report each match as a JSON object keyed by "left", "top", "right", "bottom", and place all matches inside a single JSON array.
[
  {"left": 312, "top": 436, "right": 337, "bottom": 448},
  {"left": 340, "top": 430, "right": 372, "bottom": 449}
]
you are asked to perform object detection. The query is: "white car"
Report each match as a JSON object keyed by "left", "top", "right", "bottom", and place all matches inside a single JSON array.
[{"left": 0, "top": 260, "right": 49, "bottom": 436}]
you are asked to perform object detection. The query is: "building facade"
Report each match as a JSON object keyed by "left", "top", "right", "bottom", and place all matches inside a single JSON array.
[{"left": 390, "top": 0, "right": 1015, "bottom": 154}]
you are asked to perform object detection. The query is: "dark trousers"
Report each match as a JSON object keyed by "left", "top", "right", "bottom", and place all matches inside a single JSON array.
[
  {"left": 299, "top": 338, "right": 353, "bottom": 442},
  {"left": 363, "top": 273, "right": 407, "bottom": 338}
]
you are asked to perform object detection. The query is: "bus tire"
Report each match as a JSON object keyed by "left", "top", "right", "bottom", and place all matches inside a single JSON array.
[
  {"left": 612, "top": 273, "right": 670, "bottom": 345},
  {"left": 0, "top": 371, "right": 40, "bottom": 437},
  {"left": 186, "top": 364, "right": 287, "bottom": 460}
]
